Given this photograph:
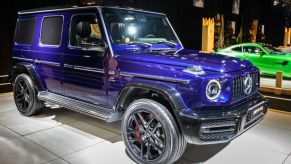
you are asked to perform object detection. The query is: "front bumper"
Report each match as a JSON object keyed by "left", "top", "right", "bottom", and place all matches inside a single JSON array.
[{"left": 178, "top": 94, "right": 268, "bottom": 145}]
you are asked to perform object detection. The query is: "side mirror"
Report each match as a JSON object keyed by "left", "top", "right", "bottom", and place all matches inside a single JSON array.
[{"left": 259, "top": 52, "right": 266, "bottom": 57}]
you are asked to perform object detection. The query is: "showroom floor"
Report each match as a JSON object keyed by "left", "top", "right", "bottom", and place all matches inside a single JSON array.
[{"left": 0, "top": 92, "right": 291, "bottom": 164}]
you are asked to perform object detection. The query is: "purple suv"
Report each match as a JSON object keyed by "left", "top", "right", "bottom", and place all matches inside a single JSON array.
[{"left": 10, "top": 6, "right": 268, "bottom": 164}]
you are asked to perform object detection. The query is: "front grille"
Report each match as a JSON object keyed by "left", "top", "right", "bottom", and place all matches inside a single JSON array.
[
  {"left": 199, "top": 119, "right": 237, "bottom": 141},
  {"left": 232, "top": 72, "right": 259, "bottom": 102}
]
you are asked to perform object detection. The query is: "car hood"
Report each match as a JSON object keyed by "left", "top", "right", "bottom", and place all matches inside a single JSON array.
[{"left": 115, "top": 49, "right": 253, "bottom": 73}]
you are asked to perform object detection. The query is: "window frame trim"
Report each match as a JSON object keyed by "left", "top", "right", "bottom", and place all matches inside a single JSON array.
[
  {"left": 39, "top": 15, "right": 64, "bottom": 48},
  {"left": 14, "top": 17, "right": 37, "bottom": 46}
]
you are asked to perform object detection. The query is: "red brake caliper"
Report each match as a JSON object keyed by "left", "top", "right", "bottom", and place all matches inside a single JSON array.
[{"left": 134, "top": 114, "right": 143, "bottom": 144}]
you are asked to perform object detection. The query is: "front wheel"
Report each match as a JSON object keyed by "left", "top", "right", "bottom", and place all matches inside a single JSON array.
[
  {"left": 13, "top": 74, "right": 44, "bottom": 116},
  {"left": 122, "top": 99, "right": 187, "bottom": 164}
]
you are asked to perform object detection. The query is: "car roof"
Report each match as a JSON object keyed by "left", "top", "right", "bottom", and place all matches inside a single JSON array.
[
  {"left": 235, "top": 43, "right": 261, "bottom": 47},
  {"left": 18, "top": 5, "right": 165, "bottom": 15}
]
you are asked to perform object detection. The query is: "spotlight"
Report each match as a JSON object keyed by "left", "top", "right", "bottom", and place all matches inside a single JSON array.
[
  {"left": 273, "top": 0, "right": 279, "bottom": 6},
  {"left": 128, "top": 25, "right": 137, "bottom": 35}
]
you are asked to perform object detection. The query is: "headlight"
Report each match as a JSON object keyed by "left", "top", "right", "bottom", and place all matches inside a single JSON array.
[
  {"left": 183, "top": 66, "right": 205, "bottom": 75},
  {"left": 206, "top": 80, "right": 221, "bottom": 100}
]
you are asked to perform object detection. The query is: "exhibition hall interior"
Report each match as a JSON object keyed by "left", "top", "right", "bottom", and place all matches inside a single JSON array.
[{"left": 0, "top": 0, "right": 291, "bottom": 164}]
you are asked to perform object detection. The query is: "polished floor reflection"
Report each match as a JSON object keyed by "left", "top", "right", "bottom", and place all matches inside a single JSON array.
[{"left": 0, "top": 92, "right": 290, "bottom": 164}]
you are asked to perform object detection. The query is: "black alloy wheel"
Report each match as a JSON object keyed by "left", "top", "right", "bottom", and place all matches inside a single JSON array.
[
  {"left": 126, "top": 110, "right": 166, "bottom": 161},
  {"left": 13, "top": 74, "right": 44, "bottom": 116},
  {"left": 122, "top": 99, "right": 187, "bottom": 164}
]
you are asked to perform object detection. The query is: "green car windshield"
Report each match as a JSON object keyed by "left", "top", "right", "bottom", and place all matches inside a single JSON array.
[{"left": 102, "top": 8, "right": 179, "bottom": 46}]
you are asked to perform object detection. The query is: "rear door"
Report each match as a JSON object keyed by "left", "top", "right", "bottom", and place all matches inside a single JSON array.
[
  {"left": 63, "top": 12, "right": 107, "bottom": 106},
  {"left": 36, "top": 15, "right": 65, "bottom": 95}
]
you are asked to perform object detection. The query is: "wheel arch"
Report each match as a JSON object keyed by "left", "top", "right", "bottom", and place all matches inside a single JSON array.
[
  {"left": 115, "top": 81, "right": 186, "bottom": 111},
  {"left": 10, "top": 63, "right": 46, "bottom": 91},
  {"left": 114, "top": 81, "right": 187, "bottom": 133}
]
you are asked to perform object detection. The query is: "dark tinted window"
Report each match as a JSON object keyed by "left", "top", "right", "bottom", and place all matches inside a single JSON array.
[
  {"left": 232, "top": 46, "right": 242, "bottom": 52},
  {"left": 243, "top": 46, "right": 263, "bottom": 54},
  {"left": 15, "top": 18, "right": 36, "bottom": 45},
  {"left": 40, "top": 16, "right": 63, "bottom": 46}
]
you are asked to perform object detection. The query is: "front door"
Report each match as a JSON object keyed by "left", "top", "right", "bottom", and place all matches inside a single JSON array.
[
  {"left": 63, "top": 13, "right": 107, "bottom": 106},
  {"left": 243, "top": 46, "right": 266, "bottom": 70}
]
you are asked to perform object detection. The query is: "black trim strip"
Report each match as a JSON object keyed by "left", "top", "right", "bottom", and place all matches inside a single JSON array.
[{"left": 120, "top": 72, "right": 190, "bottom": 84}]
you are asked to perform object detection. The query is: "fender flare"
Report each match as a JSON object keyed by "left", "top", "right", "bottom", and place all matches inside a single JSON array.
[
  {"left": 10, "top": 63, "right": 46, "bottom": 91},
  {"left": 115, "top": 81, "right": 187, "bottom": 112},
  {"left": 114, "top": 81, "right": 188, "bottom": 135}
]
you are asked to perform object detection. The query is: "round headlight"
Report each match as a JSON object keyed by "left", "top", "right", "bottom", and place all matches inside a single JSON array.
[{"left": 206, "top": 80, "right": 221, "bottom": 100}]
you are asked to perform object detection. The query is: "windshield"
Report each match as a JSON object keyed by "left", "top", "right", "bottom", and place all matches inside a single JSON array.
[
  {"left": 102, "top": 8, "right": 179, "bottom": 47},
  {"left": 263, "top": 45, "right": 282, "bottom": 54}
]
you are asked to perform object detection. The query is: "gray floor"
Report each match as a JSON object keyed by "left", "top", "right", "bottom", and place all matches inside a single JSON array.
[{"left": 0, "top": 92, "right": 291, "bottom": 164}]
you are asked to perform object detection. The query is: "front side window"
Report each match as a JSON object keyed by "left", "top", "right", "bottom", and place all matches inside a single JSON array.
[
  {"left": 243, "top": 46, "right": 263, "bottom": 54},
  {"left": 40, "top": 16, "right": 63, "bottom": 46},
  {"left": 70, "top": 14, "right": 102, "bottom": 48},
  {"left": 102, "top": 8, "right": 179, "bottom": 46},
  {"left": 232, "top": 46, "right": 242, "bottom": 52},
  {"left": 15, "top": 17, "right": 36, "bottom": 45}
]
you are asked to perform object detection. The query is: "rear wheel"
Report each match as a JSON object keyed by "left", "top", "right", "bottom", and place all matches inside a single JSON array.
[
  {"left": 122, "top": 99, "right": 187, "bottom": 164},
  {"left": 13, "top": 74, "right": 44, "bottom": 116}
]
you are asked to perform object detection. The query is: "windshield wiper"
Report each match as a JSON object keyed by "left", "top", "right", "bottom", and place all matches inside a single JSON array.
[
  {"left": 152, "top": 40, "right": 177, "bottom": 48},
  {"left": 121, "top": 41, "right": 152, "bottom": 49}
]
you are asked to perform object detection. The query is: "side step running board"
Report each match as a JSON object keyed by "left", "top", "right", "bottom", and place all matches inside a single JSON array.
[{"left": 38, "top": 91, "right": 122, "bottom": 122}]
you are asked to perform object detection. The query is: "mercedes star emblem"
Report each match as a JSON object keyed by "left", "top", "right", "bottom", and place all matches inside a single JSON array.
[{"left": 244, "top": 74, "right": 253, "bottom": 95}]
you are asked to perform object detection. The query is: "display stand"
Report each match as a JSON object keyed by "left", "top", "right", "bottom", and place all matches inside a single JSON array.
[
  {"left": 202, "top": 18, "right": 214, "bottom": 53},
  {"left": 260, "top": 72, "right": 291, "bottom": 96},
  {"left": 284, "top": 27, "right": 291, "bottom": 46}
]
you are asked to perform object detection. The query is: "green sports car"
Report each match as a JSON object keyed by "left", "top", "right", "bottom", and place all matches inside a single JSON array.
[{"left": 216, "top": 43, "right": 291, "bottom": 78}]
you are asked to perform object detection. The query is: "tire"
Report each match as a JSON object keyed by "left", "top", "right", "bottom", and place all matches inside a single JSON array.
[
  {"left": 13, "top": 74, "right": 44, "bottom": 116},
  {"left": 122, "top": 99, "right": 187, "bottom": 164}
]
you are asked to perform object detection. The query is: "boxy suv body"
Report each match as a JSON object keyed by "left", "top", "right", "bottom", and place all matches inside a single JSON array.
[{"left": 11, "top": 6, "right": 268, "bottom": 164}]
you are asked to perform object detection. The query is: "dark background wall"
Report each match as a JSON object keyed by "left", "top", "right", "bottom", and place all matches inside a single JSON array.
[{"left": 0, "top": 0, "right": 290, "bottom": 91}]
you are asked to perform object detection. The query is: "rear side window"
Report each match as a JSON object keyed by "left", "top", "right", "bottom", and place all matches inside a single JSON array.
[
  {"left": 40, "top": 16, "right": 63, "bottom": 46},
  {"left": 15, "top": 17, "right": 36, "bottom": 45}
]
